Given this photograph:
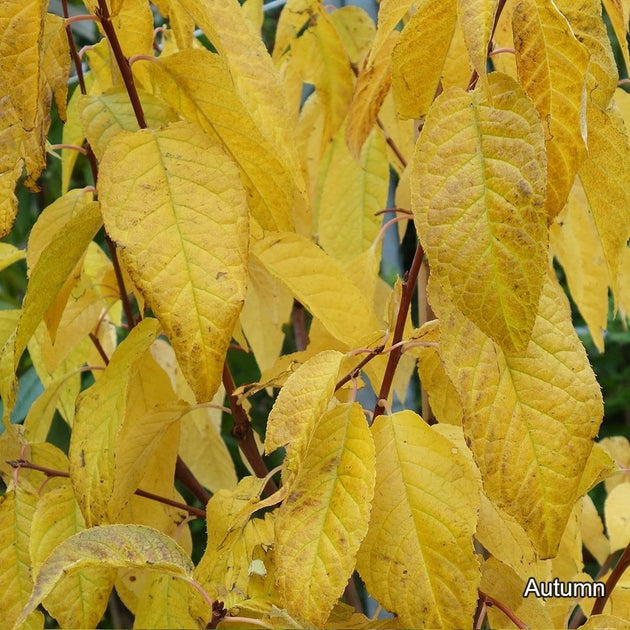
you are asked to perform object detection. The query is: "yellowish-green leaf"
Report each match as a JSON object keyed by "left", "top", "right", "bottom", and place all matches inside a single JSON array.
[
  {"left": 134, "top": 574, "right": 199, "bottom": 629},
  {"left": 512, "top": 0, "right": 589, "bottom": 218},
  {"left": 0, "top": 484, "right": 43, "bottom": 630},
  {"left": 345, "top": 30, "right": 397, "bottom": 158},
  {"left": 79, "top": 87, "right": 178, "bottom": 160},
  {"left": 42, "top": 14, "right": 70, "bottom": 122},
  {"left": 578, "top": 100, "right": 630, "bottom": 303},
  {"left": 252, "top": 232, "right": 382, "bottom": 348},
  {"left": 317, "top": 126, "right": 388, "bottom": 265},
  {"left": 431, "top": 272, "right": 603, "bottom": 557},
  {"left": 0, "top": 243, "right": 25, "bottom": 272},
  {"left": 265, "top": 350, "right": 344, "bottom": 470},
  {"left": 275, "top": 402, "right": 375, "bottom": 627},
  {"left": 29, "top": 485, "right": 116, "bottom": 628},
  {"left": 551, "top": 179, "right": 609, "bottom": 352},
  {"left": 392, "top": 0, "right": 457, "bottom": 119},
  {"left": 151, "top": 48, "right": 295, "bottom": 232},
  {"left": 412, "top": 72, "right": 547, "bottom": 352},
  {"left": 554, "top": 0, "right": 618, "bottom": 109},
  {"left": 69, "top": 318, "right": 161, "bottom": 526},
  {"left": 15, "top": 524, "right": 195, "bottom": 628},
  {"left": 357, "top": 410, "right": 479, "bottom": 629},
  {"left": 98, "top": 121, "right": 248, "bottom": 402},
  {"left": 580, "top": 614, "right": 630, "bottom": 629},
  {"left": 601, "top": 0, "right": 630, "bottom": 74},
  {"left": 14, "top": 193, "right": 102, "bottom": 368},
  {"left": 605, "top": 483, "right": 630, "bottom": 552},
  {"left": 458, "top": 0, "right": 500, "bottom": 86}
]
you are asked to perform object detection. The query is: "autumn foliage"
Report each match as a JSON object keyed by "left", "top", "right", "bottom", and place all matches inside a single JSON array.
[{"left": 2, "top": 0, "right": 630, "bottom": 628}]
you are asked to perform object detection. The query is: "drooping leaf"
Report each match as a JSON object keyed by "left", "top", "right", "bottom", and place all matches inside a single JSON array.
[
  {"left": 412, "top": 72, "right": 547, "bottom": 352},
  {"left": 134, "top": 573, "right": 199, "bottom": 629},
  {"left": 601, "top": 0, "right": 630, "bottom": 73},
  {"left": 15, "top": 524, "right": 195, "bottom": 628},
  {"left": 431, "top": 272, "right": 603, "bottom": 557},
  {"left": 356, "top": 410, "right": 480, "bottom": 629},
  {"left": 458, "top": 0, "right": 500, "bottom": 86},
  {"left": 275, "top": 402, "right": 375, "bottom": 627},
  {"left": 98, "top": 121, "right": 249, "bottom": 402},
  {"left": 512, "top": 0, "right": 590, "bottom": 218}
]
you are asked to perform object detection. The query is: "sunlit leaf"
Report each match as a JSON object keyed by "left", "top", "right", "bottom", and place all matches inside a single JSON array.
[{"left": 458, "top": 0, "right": 500, "bottom": 86}]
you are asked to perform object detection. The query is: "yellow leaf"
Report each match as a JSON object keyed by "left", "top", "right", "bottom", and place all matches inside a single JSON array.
[
  {"left": 582, "top": 494, "right": 610, "bottom": 566},
  {"left": 265, "top": 350, "right": 344, "bottom": 471},
  {"left": 42, "top": 14, "right": 70, "bottom": 122},
  {"left": 14, "top": 193, "right": 102, "bottom": 368},
  {"left": 345, "top": 31, "right": 396, "bottom": 157},
  {"left": 98, "top": 121, "right": 249, "bottom": 402},
  {"left": 577, "top": 443, "right": 617, "bottom": 497},
  {"left": 581, "top": 614, "right": 630, "bottom": 628},
  {"left": 329, "top": 5, "right": 375, "bottom": 65},
  {"left": 0, "top": 484, "right": 43, "bottom": 630},
  {"left": 378, "top": 90, "right": 415, "bottom": 174},
  {"left": 431, "top": 272, "right": 603, "bottom": 557},
  {"left": 177, "top": 0, "right": 306, "bottom": 206},
  {"left": 412, "top": 72, "right": 547, "bottom": 352},
  {"left": 0, "top": 243, "right": 25, "bottom": 272},
  {"left": 252, "top": 232, "right": 382, "bottom": 348},
  {"left": 241, "top": 257, "right": 293, "bottom": 374},
  {"left": 512, "top": 0, "right": 589, "bottom": 218},
  {"left": 602, "top": 0, "right": 630, "bottom": 74},
  {"left": 392, "top": 0, "right": 457, "bottom": 119},
  {"left": 79, "top": 86, "right": 178, "bottom": 160},
  {"left": 620, "top": 247, "right": 630, "bottom": 318},
  {"left": 134, "top": 574, "right": 199, "bottom": 629},
  {"left": 551, "top": 179, "right": 609, "bottom": 351},
  {"left": 151, "top": 48, "right": 295, "bottom": 232},
  {"left": 599, "top": 436, "right": 630, "bottom": 494},
  {"left": 15, "top": 524, "right": 195, "bottom": 628},
  {"left": 554, "top": 0, "right": 618, "bottom": 109},
  {"left": 151, "top": 0, "right": 195, "bottom": 50},
  {"left": 458, "top": 0, "right": 501, "bottom": 86},
  {"left": 317, "top": 126, "right": 389, "bottom": 265},
  {"left": 69, "top": 318, "right": 161, "bottom": 526},
  {"left": 275, "top": 402, "right": 375, "bottom": 627},
  {"left": 367, "top": 0, "right": 413, "bottom": 68},
  {"left": 578, "top": 100, "right": 630, "bottom": 303},
  {"left": 605, "top": 483, "right": 630, "bottom": 552},
  {"left": 29, "top": 485, "right": 116, "bottom": 628},
  {"left": 356, "top": 410, "right": 479, "bottom": 629}
]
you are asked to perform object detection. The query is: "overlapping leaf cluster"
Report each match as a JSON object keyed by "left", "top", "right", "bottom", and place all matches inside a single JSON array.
[{"left": 2, "top": 0, "right": 630, "bottom": 628}]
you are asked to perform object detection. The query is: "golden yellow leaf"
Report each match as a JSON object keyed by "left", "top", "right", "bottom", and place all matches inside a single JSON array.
[
  {"left": 367, "top": 0, "right": 413, "bottom": 68},
  {"left": 458, "top": 0, "right": 500, "bottom": 86},
  {"left": 578, "top": 100, "right": 630, "bottom": 303},
  {"left": 582, "top": 494, "right": 610, "bottom": 566},
  {"left": 152, "top": 0, "right": 195, "bottom": 50},
  {"left": 554, "top": 0, "right": 618, "bottom": 109},
  {"left": 431, "top": 272, "right": 603, "bottom": 558},
  {"left": 14, "top": 194, "right": 102, "bottom": 368},
  {"left": 69, "top": 318, "right": 161, "bottom": 526},
  {"left": 29, "top": 485, "right": 115, "bottom": 628},
  {"left": 275, "top": 402, "right": 375, "bottom": 627},
  {"left": 412, "top": 72, "right": 547, "bottom": 352},
  {"left": 551, "top": 179, "right": 609, "bottom": 351},
  {"left": 151, "top": 48, "right": 295, "bottom": 232},
  {"left": 0, "top": 243, "right": 25, "bottom": 272},
  {"left": 178, "top": 0, "right": 305, "bottom": 205},
  {"left": 241, "top": 257, "right": 293, "bottom": 375},
  {"left": 0, "top": 484, "right": 43, "bottom": 630},
  {"left": 581, "top": 614, "right": 630, "bottom": 628},
  {"left": 392, "top": 0, "right": 457, "bottom": 119},
  {"left": 602, "top": 0, "right": 630, "bottom": 73},
  {"left": 42, "top": 14, "right": 70, "bottom": 123},
  {"left": 620, "top": 247, "right": 630, "bottom": 318},
  {"left": 512, "top": 0, "right": 589, "bottom": 219},
  {"left": 242, "top": 0, "right": 263, "bottom": 33},
  {"left": 605, "top": 483, "right": 630, "bottom": 552},
  {"left": 599, "top": 436, "right": 630, "bottom": 494},
  {"left": 345, "top": 31, "right": 396, "bottom": 158},
  {"left": 98, "top": 121, "right": 248, "bottom": 402},
  {"left": 134, "top": 574, "right": 199, "bottom": 629},
  {"left": 577, "top": 443, "right": 617, "bottom": 497},
  {"left": 265, "top": 349, "right": 344, "bottom": 471},
  {"left": 251, "top": 232, "right": 382, "bottom": 347},
  {"left": 15, "top": 524, "right": 195, "bottom": 628},
  {"left": 357, "top": 410, "right": 479, "bottom": 629},
  {"left": 79, "top": 86, "right": 178, "bottom": 160},
  {"left": 317, "top": 126, "right": 388, "bottom": 265},
  {"left": 329, "top": 5, "right": 375, "bottom": 65}
]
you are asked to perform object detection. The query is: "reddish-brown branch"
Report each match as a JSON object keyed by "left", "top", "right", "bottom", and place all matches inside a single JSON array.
[
  {"left": 7, "top": 459, "right": 206, "bottom": 519},
  {"left": 104, "top": 235, "right": 137, "bottom": 329},
  {"left": 222, "top": 364, "right": 278, "bottom": 496},
  {"left": 373, "top": 243, "right": 424, "bottom": 420},
  {"left": 335, "top": 343, "right": 385, "bottom": 392},
  {"left": 591, "top": 543, "right": 630, "bottom": 615},
  {"left": 175, "top": 456, "right": 211, "bottom": 506},
  {"left": 62, "top": 0, "right": 88, "bottom": 95},
  {"left": 88, "top": 332, "right": 110, "bottom": 365},
  {"left": 96, "top": 0, "right": 147, "bottom": 129},
  {"left": 291, "top": 300, "right": 308, "bottom": 351},
  {"left": 478, "top": 589, "right": 528, "bottom": 629}
]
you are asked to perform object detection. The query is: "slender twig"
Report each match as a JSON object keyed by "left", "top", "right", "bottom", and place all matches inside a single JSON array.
[
  {"left": 61, "top": 0, "right": 88, "bottom": 95},
  {"left": 291, "top": 300, "right": 308, "bottom": 351},
  {"left": 376, "top": 117, "right": 408, "bottom": 169},
  {"left": 591, "top": 543, "right": 630, "bottom": 615},
  {"left": 49, "top": 143, "right": 87, "bottom": 154},
  {"left": 88, "top": 332, "right": 110, "bottom": 365},
  {"left": 372, "top": 243, "right": 424, "bottom": 420},
  {"left": 478, "top": 589, "right": 528, "bottom": 629},
  {"left": 175, "top": 456, "right": 211, "bottom": 505},
  {"left": 335, "top": 343, "right": 385, "bottom": 392},
  {"left": 374, "top": 207, "right": 413, "bottom": 217},
  {"left": 104, "top": 235, "right": 137, "bottom": 329},
  {"left": 65, "top": 14, "right": 99, "bottom": 25},
  {"left": 7, "top": 459, "right": 206, "bottom": 518},
  {"left": 222, "top": 364, "right": 278, "bottom": 496},
  {"left": 95, "top": 0, "right": 147, "bottom": 129}
]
